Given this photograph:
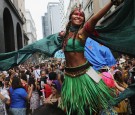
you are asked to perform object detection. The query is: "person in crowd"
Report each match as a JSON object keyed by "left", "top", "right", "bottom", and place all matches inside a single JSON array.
[
  {"left": 47, "top": 66, "right": 52, "bottom": 75},
  {"left": 8, "top": 69, "right": 16, "bottom": 86},
  {"left": 44, "top": 80, "right": 61, "bottom": 107},
  {"left": 123, "top": 65, "right": 130, "bottom": 84},
  {"left": 33, "top": 104, "right": 66, "bottom": 115},
  {"left": 58, "top": 0, "right": 119, "bottom": 114},
  {"left": 2, "top": 71, "right": 9, "bottom": 77},
  {"left": 33, "top": 65, "right": 40, "bottom": 81},
  {"left": 4, "top": 77, "right": 10, "bottom": 90},
  {"left": 43, "top": 83, "right": 52, "bottom": 99},
  {"left": 54, "top": 63, "right": 61, "bottom": 75},
  {"left": 113, "top": 70, "right": 128, "bottom": 115},
  {"left": 48, "top": 71, "right": 57, "bottom": 81},
  {"left": 28, "top": 77, "right": 40, "bottom": 114},
  {"left": 0, "top": 77, "right": 10, "bottom": 115},
  {"left": 19, "top": 66, "right": 26, "bottom": 77},
  {"left": 30, "top": 66, "right": 35, "bottom": 73},
  {"left": 40, "top": 70, "right": 48, "bottom": 87},
  {"left": 55, "top": 61, "right": 65, "bottom": 76},
  {"left": 20, "top": 73, "right": 28, "bottom": 92},
  {"left": 9, "top": 77, "right": 33, "bottom": 115},
  {"left": 25, "top": 69, "right": 32, "bottom": 82},
  {"left": 37, "top": 70, "right": 48, "bottom": 97},
  {"left": 13, "top": 67, "right": 20, "bottom": 77}
]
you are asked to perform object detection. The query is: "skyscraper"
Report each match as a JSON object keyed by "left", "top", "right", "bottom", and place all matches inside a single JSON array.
[{"left": 42, "top": 2, "right": 62, "bottom": 38}]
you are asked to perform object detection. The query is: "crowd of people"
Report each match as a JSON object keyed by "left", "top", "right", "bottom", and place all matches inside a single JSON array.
[
  {"left": 0, "top": 59, "right": 65, "bottom": 115},
  {"left": 0, "top": 55, "right": 134, "bottom": 115}
]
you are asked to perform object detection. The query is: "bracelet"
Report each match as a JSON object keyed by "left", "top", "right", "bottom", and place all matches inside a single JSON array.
[{"left": 2, "top": 97, "right": 8, "bottom": 103}]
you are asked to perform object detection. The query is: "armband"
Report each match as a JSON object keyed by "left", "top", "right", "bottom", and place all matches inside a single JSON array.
[
  {"left": 84, "top": 22, "right": 91, "bottom": 34},
  {"left": 84, "top": 22, "right": 99, "bottom": 37}
]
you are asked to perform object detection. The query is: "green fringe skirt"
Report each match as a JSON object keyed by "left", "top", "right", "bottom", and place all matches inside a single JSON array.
[{"left": 61, "top": 67, "right": 115, "bottom": 115}]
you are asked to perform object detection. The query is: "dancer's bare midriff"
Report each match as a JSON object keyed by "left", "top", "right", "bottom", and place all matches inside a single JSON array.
[{"left": 64, "top": 52, "right": 87, "bottom": 67}]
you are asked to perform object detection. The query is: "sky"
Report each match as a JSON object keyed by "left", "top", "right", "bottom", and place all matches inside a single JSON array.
[{"left": 25, "top": 0, "right": 69, "bottom": 40}]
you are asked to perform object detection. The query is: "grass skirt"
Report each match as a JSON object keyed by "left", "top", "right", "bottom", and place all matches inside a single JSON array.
[{"left": 61, "top": 71, "right": 115, "bottom": 115}]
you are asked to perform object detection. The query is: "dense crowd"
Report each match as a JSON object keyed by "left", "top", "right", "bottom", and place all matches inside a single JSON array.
[
  {"left": 0, "top": 55, "right": 135, "bottom": 115},
  {"left": 0, "top": 59, "right": 65, "bottom": 115}
]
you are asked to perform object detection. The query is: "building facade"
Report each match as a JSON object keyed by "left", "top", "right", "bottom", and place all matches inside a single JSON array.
[
  {"left": 42, "top": 13, "right": 49, "bottom": 38},
  {"left": 42, "top": 2, "right": 62, "bottom": 38},
  {"left": 65, "top": 0, "right": 120, "bottom": 26},
  {"left": 83, "top": 0, "right": 116, "bottom": 24},
  {"left": 24, "top": 10, "right": 37, "bottom": 45},
  {"left": 0, "top": 0, "right": 26, "bottom": 53},
  {"left": 23, "top": 10, "right": 38, "bottom": 64},
  {"left": 59, "top": 0, "right": 67, "bottom": 30}
]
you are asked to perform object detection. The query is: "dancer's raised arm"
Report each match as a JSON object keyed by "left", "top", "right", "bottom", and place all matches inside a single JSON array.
[{"left": 83, "top": 1, "right": 113, "bottom": 33}]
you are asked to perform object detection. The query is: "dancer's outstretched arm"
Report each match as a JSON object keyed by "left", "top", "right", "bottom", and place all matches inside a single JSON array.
[{"left": 83, "top": 1, "right": 113, "bottom": 34}]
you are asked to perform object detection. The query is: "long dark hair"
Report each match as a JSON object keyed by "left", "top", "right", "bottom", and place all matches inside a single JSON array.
[
  {"left": 11, "top": 77, "right": 23, "bottom": 89},
  {"left": 28, "top": 77, "right": 36, "bottom": 91},
  {"left": 114, "top": 71, "right": 123, "bottom": 83},
  {"left": 63, "top": 8, "right": 85, "bottom": 50}
]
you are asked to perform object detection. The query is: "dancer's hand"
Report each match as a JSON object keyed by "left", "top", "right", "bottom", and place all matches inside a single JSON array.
[{"left": 59, "top": 31, "right": 65, "bottom": 38}]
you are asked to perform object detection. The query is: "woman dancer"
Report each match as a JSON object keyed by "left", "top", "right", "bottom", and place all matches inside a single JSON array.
[{"left": 59, "top": 0, "right": 122, "bottom": 115}]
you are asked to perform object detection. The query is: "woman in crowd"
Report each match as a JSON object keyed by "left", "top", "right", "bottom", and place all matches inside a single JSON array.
[
  {"left": 20, "top": 73, "right": 28, "bottom": 92},
  {"left": 44, "top": 80, "right": 61, "bottom": 107},
  {"left": 58, "top": 0, "right": 122, "bottom": 114},
  {"left": 0, "top": 75, "right": 10, "bottom": 115},
  {"left": 9, "top": 77, "right": 33, "bottom": 115},
  {"left": 28, "top": 77, "right": 40, "bottom": 114},
  {"left": 113, "top": 70, "right": 128, "bottom": 115}
]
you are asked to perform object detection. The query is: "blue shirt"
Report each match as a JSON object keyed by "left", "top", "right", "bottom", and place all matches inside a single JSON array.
[{"left": 9, "top": 87, "right": 28, "bottom": 108}]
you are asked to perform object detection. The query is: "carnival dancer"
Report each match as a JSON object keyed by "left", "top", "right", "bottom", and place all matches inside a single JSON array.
[{"left": 58, "top": 0, "right": 123, "bottom": 115}]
